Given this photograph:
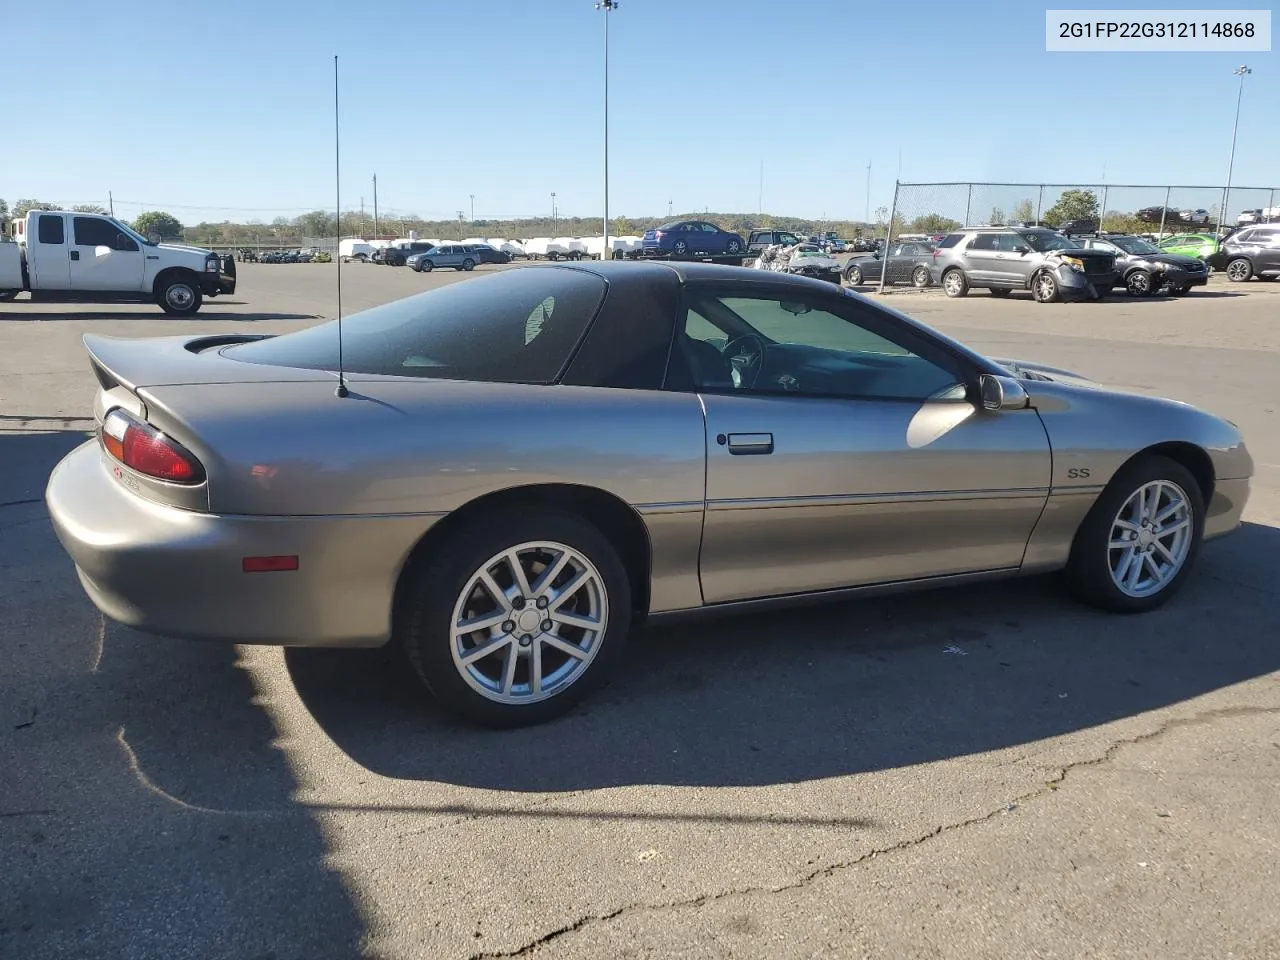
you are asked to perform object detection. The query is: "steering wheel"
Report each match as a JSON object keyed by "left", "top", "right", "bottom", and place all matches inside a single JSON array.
[{"left": 722, "top": 334, "right": 765, "bottom": 389}]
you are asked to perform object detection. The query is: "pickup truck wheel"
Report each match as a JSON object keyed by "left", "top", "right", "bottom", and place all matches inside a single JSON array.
[{"left": 158, "top": 278, "right": 203, "bottom": 316}]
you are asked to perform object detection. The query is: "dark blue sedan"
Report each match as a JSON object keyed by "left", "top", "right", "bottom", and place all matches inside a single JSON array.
[{"left": 641, "top": 220, "right": 745, "bottom": 257}]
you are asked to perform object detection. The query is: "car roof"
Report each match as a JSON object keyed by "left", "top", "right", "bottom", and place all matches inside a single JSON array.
[{"left": 556, "top": 259, "right": 831, "bottom": 290}]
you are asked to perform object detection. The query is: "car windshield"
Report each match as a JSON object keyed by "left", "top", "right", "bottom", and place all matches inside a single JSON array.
[
  {"left": 1021, "top": 232, "right": 1079, "bottom": 252},
  {"left": 225, "top": 267, "right": 607, "bottom": 383},
  {"left": 112, "top": 217, "right": 154, "bottom": 247},
  {"left": 1109, "top": 236, "right": 1161, "bottom": 254}
]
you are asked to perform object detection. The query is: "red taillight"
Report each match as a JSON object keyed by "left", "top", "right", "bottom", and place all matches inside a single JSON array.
[
  {"left": 654, "top": 230, "right": 664, "bottom": 239},
  {"left": 101, "top": 408, "right": 204, "bottom": 484},
  {"left": 242, "top": 555, "right": 299, "bottom": 573}
]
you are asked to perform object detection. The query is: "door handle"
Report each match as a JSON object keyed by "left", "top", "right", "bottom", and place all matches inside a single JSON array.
[
  {"left": 70, "top": 250, "right": 80, "bottom": 261},
  {"left": 725, "top": 432, "right": 773, "bottom": 455}
]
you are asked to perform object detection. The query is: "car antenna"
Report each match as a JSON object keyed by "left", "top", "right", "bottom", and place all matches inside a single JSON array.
[{"left": 333, "top": 54, "right": 349, "bottom": 399}]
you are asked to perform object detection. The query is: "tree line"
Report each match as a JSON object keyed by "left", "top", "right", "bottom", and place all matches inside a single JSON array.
[{"left": 1, "top": 190, "right": 1188, "bottom": 248}]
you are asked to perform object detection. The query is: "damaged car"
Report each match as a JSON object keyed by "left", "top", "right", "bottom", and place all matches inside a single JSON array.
[
  {"left": 752, "top": 242, "right": 843, "bottom": 284},
  {"left": 930, "top": 227, "right": 1118, "bottom": 302}
]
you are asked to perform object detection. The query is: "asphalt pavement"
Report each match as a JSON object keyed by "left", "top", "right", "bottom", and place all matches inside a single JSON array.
[{"left": 2, "top": 263, "right": 1277, "bottom": 959}]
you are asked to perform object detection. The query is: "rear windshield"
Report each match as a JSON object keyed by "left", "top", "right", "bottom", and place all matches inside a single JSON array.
[
  {"left": 226, "top": 267, "right": 607, "bottom": 384},
  {"left": 936, "top": 234, "right": 963, "bottom": 248}
]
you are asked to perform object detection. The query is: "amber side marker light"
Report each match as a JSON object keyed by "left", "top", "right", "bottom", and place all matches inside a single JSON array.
[{"left": 242, "top": 556, "right": 300, "bottom": 573}]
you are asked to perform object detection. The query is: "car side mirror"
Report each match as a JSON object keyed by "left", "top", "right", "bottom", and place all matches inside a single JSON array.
[
  {"left": 978, "top": 374, "right": 1029, "bottom": 412},
  {"left": 872, "top": 250, "right": 881, "bottom": 259},
  {"left": 1013, "top": 245, "right": 1030, "bottom": 255}
]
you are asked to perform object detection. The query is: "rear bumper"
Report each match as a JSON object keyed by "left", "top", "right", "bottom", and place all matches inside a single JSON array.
[{"left": 46, "top": 441, "right": 438, "bottom": 648}]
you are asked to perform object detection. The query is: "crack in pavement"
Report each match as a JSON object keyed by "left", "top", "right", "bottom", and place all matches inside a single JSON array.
[{"left": 468, "top": 703, "right": 1280, "bottom": 960}]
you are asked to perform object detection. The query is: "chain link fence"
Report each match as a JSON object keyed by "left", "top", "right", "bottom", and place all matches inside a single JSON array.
[{"left": 875, "top": 180, "right": 1279, "bottom": 292}]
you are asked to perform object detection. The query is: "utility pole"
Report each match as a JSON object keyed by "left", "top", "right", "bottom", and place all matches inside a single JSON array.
[
  {"left": 108, "top": 191, "right": 114, "bottom": 217},
  {"left": 668, "top": 199, "right": 673, "bottom": 217},
  {"left": 551, "top": 192, "right": 557, "bottom": 235},
  {"left": 359, "top": 196, "right": 365, "bottom": 237},
  {"left": 758, "top": 159, "right": 764, "bottom": 216},
  {"left": 457, "top": 211, "right": 465, "bottom": 239},
  {"left": 470, "top": 194, "right": 475, "bottom": 221},
  {"left": 1219, "top": 64, "right": 1251, "bottom": 239},
  {"left": 372, "top": 174, "right": 379, "bottom": 239},
  {"left": 864, "top": 161, "right": 870, "bottom": 226},
  {"left": 596, "top": 0, "right": 618, "bottom": 258}
]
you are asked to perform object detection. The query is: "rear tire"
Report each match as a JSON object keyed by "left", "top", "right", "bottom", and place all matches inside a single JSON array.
[
  {"left": 398, "top": 509, "right": 632, "bottom": 728},
  {"left": 941, "top": 268, "right": 969, "bottom": 298},
  {"left": 1065, "top": 455, "right": 1204, "bottom": 614},
  {"left": 462, "top": 258, "right": 476, "bottom": 271},
  {"left": 672, "top": 240, "right": 689, "bottom": 257},
  {"left": 1125, "top": 270, "right": 1155, "bottom": 296},
  {"left": 1225, "top": 258, "right": 1253, "bottom": 282}
]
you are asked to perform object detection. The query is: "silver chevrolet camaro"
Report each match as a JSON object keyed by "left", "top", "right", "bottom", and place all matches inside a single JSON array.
[{"left": 46, "top": 262, "right": 1252, "bottom": 727}]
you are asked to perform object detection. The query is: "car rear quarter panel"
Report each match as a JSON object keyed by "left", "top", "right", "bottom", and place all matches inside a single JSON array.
[
  {"left": 1021, "top": 380, "right": 1251, "bottom": 570},
  {"left": 139, "top": 378, "right": 710, "bottom": 612}
]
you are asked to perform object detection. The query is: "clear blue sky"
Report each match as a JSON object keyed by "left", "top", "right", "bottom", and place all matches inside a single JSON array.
[{"left": 8, "top": 0, "right": 1276, "bottom": 224}]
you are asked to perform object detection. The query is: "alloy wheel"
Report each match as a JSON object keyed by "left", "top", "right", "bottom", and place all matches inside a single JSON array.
[
  {"left": 1107, "top": 480, "right": 1193, "bottom": 598},
  {"left": 450, "top": 541, "right": 608, "bottom": 704}
]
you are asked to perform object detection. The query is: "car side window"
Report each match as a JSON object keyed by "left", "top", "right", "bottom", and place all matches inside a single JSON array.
[
  {"left": 37, "top": 214, "right": 65, "bottom": 245},
  {"left": 677, "top": 291, "right": 963, "bottom": 402},
  {"left": 968, "top": 234, "right": 999, "bottom": 251}
]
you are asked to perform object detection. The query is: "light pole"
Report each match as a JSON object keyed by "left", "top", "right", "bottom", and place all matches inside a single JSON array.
[
  {"left": 1219, "top": 64, "right": 1251, "bottom": 238},
  {"left": 864, "top": 161, "right": 871, "bottom": 226},
  {"left": 596, "top": 0, "right": 617, "bottom": 258},
  {"left": 551, "top": 192, "right": 557, "bottom": 235},
  {"left": 470, "top": 194, "right": 475, "bottom": 222}
]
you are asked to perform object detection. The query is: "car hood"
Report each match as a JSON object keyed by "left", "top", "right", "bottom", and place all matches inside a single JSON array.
[
  {"left": 157, "top": 242, "right": 216, "bottom": 258},
  {"left": 991, "top": 357, "right": 1099, "bottom": 387}
]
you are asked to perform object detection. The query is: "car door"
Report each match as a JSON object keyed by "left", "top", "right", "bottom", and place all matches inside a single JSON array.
[
  {"left": 695, "top": 222, "right": 722, "bottom": 253},
  {"left": 69, "top": 216, "right": 145, "bottom": 291},
  {"left": 672, "top": 283, "right": 1052, "bottom": 604},
  {"left": 29, "top": 213, "right": 72, "bottom": 290},
  {"left": 991, "top": 232, "right": 1033, "bottom": 284},
  {"left": 1251, "top": 227, "right": 1280, "bottom": 270},
  {"left": 962, "top": 233, "right": 1001, "bottom": 282}
]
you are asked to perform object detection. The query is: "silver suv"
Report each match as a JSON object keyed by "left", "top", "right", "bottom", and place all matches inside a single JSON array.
[{"left": 929, "top": 227, "right": 1118, "bottom": 303}]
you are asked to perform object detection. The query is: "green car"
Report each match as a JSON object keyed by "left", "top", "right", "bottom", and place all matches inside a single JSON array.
[{"left": 1157, "top": 233, "right": 1226, "bottom": 269}]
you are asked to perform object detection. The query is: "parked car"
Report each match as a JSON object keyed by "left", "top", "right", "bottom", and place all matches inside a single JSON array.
[
  {"left": 851, "top": 237, "right": 881, "bottom": 253},
  {"left": 930, "top": 227, "right": 1117, "bottom": 302},
  {"left": 381, "top": 241, "right": 436, "bottom": 267},
  {"left": 753, "top": 243, "right": 842, "bottom": 283},
  {"left": 468, "top": 243, "right": 513, "bottom": 265},
  {"left": 747, "top": 229, "right": 803, "bottom": 255},
  {"left": 1075, "top": 233, "right": 1210, "bottom": 296},
  {"left": 642, "top": 220, "right": 745, "bottom": 258},
  {"left": 46, "top": 262, "right": 1252, "bottom": 727},
  {"left": 1180, "top": 209, "right": 1210, "bottom": 224},
  {"left": 407, "top": 243, "right": 479, "bottom": 272},
  {"left": 1156, "top": 233, "right": 1224, "bottom": 268},
  {"left": 843, "top": 241, "right": 936, "bottom": 288},
  {"left": 1219, "top": 224, "right": 1280, "bottom": 281}
]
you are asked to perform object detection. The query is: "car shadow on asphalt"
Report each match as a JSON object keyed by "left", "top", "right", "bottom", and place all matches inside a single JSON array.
[
  {"left": 285, "top": 520, "right": 1280, "bottom": 793},
  {"left": 1, "top": 427, "right": 370, "bottom": 959},
  {"left": 0, "top": 309, "right": 320, "bottom": 321}
]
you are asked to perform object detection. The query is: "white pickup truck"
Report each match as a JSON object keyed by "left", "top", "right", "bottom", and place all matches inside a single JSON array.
[{"left": 0, "top": 210, "right": 235, "bottom": 315}]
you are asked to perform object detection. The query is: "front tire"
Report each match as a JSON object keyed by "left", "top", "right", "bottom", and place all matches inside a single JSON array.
[
  {"left": 398, "top": 509, "right": 633, "bottom": 728},
  {"left": 1031, "top": 270, "right": 1060, "bottom": 303},
  {"left": 1065, "top": 455, "right": 1204, "bottom": 614},
  {"left": 726, "top": 238, "right": 742, "bottom": 255},
  {"left": 1226, "top": 257, "right": 1253, "bottom": 282},
  {"left": 912, "top": 265, "right": 930, "bottom": 288},
  {"left": 941, "top": 268, "right": 969, "bottom": 298},
  {"left": 157, "top": 277, "right": 203, "bottom": 316},
  {"left": 844, "top": 265, "right": 863, "bottom": 286},
  {"left": 420, "top": 260, "right": 434, "bottom": 273}
]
